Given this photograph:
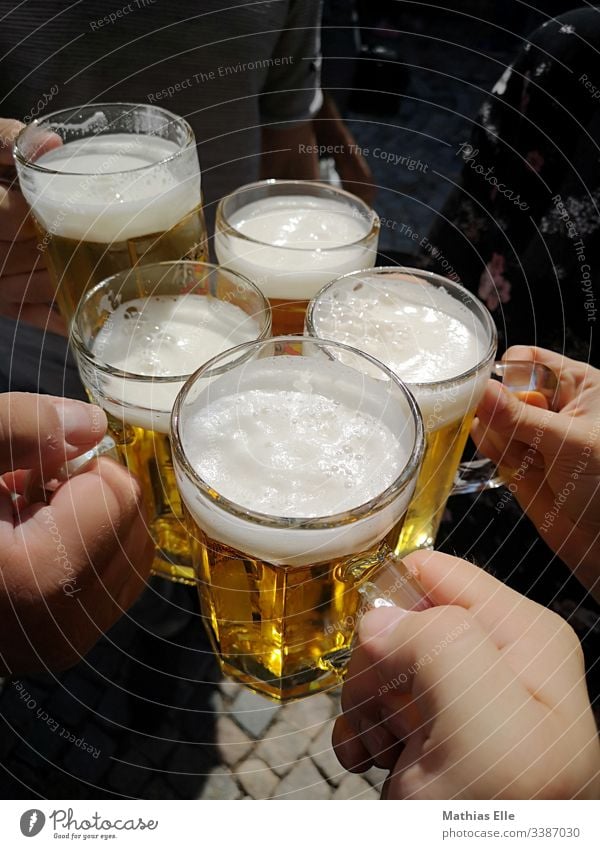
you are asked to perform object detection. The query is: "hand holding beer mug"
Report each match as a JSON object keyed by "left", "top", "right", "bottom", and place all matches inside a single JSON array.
[
  {"left": 0, "top": 118, "right": 66, "bottom": 333},
  {"left": 14, "top": 103, "right": 207, "bottom": 322},
  {"left": 171, "top": 336, "right": 427, "bottom": 701},
  {"left": 306, "top": 268, "right": 558, "bottom": 555},
  {"left": 214, "top": 180, "right": 380, "bottom": 335},
  {"left": 72, "top": 261, "right": 271, "bottom": 584}
]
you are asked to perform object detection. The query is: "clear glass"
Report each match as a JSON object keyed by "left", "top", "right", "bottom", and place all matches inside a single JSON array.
[
  {"left": 14, "top": 102, "right": 207, "bottom": 321},
  {"left": 71, "top": 261, "right": 271, "bottom": 584},
  {"left": 214, "top": 179, "right": 380, "bottom": 335},
  {"left": 306, "top": 266, "right": 498, "bottom": 554},
  {"left": 452, "top": 360, "right": 559, "bottom": 494},
  {"left": 171, "top": 336, "right": 425, "bottom": 701}
]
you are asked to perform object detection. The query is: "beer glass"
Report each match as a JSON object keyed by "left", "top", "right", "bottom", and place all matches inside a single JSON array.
[
  {"left": 306, "top": 267, "right": 498, "bottom": 554},
  {"left": 72, "top": 261, "right": 271, "bottom": 584},
  {"left": 214, "top": 180, "right": 380, "bottom": 335},
  {"left": 171, "top": 336, "right": 426, "bottom": 701},
  {"left": 14, "top": 103, "right": 207, "bottom": 321},
  {"left": 306, "top": 268, "right": 558, "bottom": 555}
]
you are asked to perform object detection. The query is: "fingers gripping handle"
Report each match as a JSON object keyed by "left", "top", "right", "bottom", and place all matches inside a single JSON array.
[
  {"left": 323, "top": 550, "right": 431, "bottom": 673},
  {"left": 358, "top": 550, "right": 432, "bottom": 612},
  {"left": 452, "top": 360, "right": 558, "bottom": 496}
]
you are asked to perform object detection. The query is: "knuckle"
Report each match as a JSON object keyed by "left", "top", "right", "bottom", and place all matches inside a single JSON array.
[
  {"left": 550, "top": 613, "right": 584, "bottom": 662},
  {"left": 413, "top": 606, "right": 474, "bottom": 655}
]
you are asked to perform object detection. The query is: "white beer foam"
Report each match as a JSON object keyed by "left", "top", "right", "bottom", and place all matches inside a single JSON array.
[
  {"left": 88, "top": 295, "right": 260, "bottom": 432},
  {"left": 215, "top": 195, "right": 377, "bottom": 299},
  {"left": 22, "top": 134, "right": 200, "bottom": 242},
  {"left": 176, "top": 356, "right": 418, "bottom": 566},
  {"left": 311, "top": 274, "right": 492, "bottom": 430}
]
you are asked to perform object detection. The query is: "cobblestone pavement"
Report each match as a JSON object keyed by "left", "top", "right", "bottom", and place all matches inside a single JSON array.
[
  {"left": 0, "top": 5, "right": 547, "bottom": 801},
  {"left": 203, "top": 683, "right": 386, "bottom": 801},
  {"left": 0, "top": 589, "right": 384, "bottom": 800}
]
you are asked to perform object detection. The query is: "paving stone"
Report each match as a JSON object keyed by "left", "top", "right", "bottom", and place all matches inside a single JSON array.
[
  {"left": 333, "top": 773, "right": 379, "bottom": 800},
  {"left": 63, "top": 741, "right": 111, "bottom": 783},
  {"left": 307, "top": 721, "right": 345, "bottom": 786},
  {"left": 328, "top": 692, "right": 342, "bottom": 713},
  {"left": 218, "top": 680, "right": 243, "bottom": 702},
  {"left": 105, "top": 758, "right": 153, "bottom": 795},
  {"left": 96, "top": 688, "right": 132, "bottom": 725},
  {"left": 46, "top": 687, "right": 92, "bottom": 727},
  {"left": 211, "top": 691, "right": 226, "bottom": 716},
  {"left": 274, "top": 758, "right": 332, "bottom": 800},
  {"left": 279, "top": 693, "right": 333, "bottom": 738},
  {"left": 142, "top": 739, "right": 178, "bottom": 767},
  {"left": 4, "top": 761, "right": 42, "bottom": 795},
  {"left": 167, "top": 742, "right": 218, "bottom": 775},
  {"left": 365, "top": 766, "right": 388, "bottom": 790},
  {"left": 217, "top": 716, "right": 255, "bottom": 767},
  {"left": 234, "top": 757, "right": 279, "bottom": 799},
  {"left": 198, "top": 768, "right": 242, "bottom": 800},
  {"left": 254, "top": 720, "right": 311, "bottom": 777},
  {"left": 0, "top": 724, "right": 19, "bottom": 761},
  {"left": 143, "top": 780, "right": 179, "bottom": 800},
  {"left": 230, "top": 688, "right": 280, "bottom": 738}
]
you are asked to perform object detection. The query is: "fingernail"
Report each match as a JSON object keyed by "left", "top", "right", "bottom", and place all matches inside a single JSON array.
[{"left": 49, "top": 398, "right": 107, "bottom": 447}]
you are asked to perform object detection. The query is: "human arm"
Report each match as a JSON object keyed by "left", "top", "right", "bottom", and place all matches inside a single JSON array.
[{"left": 313, "top": 93, "right": 375, "bottom": 204}]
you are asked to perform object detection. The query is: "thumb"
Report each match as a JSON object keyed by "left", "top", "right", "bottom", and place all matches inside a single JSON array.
[
  {"left": 0, "top": 392, "right": 107, "bottom": 478},
  {"left": 476, "top": 379, "right": 570, "bottom": 455},
  {"left": 0, "top": 118, "right": 25, "bottom": 166}
]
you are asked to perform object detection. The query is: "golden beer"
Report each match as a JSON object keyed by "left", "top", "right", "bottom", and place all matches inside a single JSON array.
[
  {"left": 215, "top": 181, "right": 380, "bottom": 335},
  {"left": 396, "top": 409, "right": 475, "bottom": 553},
  {"left": 306, "top": 268, "right": 497, "bottom": 554},
  {"left": 72, "top": 262, "right": 271, "bottom": 583},
  {"left": 39, "top": 202, "right": 207, "bottom": 319},
  {"left": 107, "top": 415, "right": 191, "bottom": 582},
  {"left": 172, "top": 337, "right": 424, "bottom": 700},
  {"left": 15, "top": 104, "right": 207, "bottom": 321},
  {"left": 190, "top": 518, "right": 405, "bottom": 701}
]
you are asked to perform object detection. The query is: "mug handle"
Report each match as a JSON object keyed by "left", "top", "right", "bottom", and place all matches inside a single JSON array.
[
  {"left": 25, "top": 434, "right": 118, "bottom": 504},
  {"left": 323, "top": 548, "right": 431, "bottom": 671},
  {"left": 451, "top": 360, "right": 559, "bottom": 496},
  {"left": 354, "top": 548, "right": 432, "bottom": 612}
]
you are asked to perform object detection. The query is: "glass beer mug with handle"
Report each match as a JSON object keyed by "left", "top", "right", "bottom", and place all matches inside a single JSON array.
[
  {"left": 171, "top": 336, "right": 426, "bottom": 701},
  {"left": 14, "top": 102, "right": 207, "bottom": 321},
  {"left": 305, "top": 267, "right": 558, "bottom": 555},
  {"left": 214, "top": 180, "right": 380, "bottom": 335},
  {"left": 72, "top": 261, "right": 271, "bottom": 584}
]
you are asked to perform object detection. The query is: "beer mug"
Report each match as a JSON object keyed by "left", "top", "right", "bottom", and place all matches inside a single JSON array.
[
  {"left": 305, "top": 267, "right": 558, "bottom": 555},
  {"left": 14, "top": 102, "right": 207, "bottom": 321},
  {"left": 72, "top": 261, "right": 271, "bottom": 584},
  {"left": 214, "top": 180, "right": 380, "bottom": 335},
  {"left": 171, "top": 336, "right": 426, "bottom": 700}
]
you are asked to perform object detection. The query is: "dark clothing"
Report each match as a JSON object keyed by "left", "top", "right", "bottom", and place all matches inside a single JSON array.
[
  {"left": 425, "top": 9, "right": 600, "bottom": 364},
  {"left": 0, "top": 0, "right": 322, "bottom": 223},
  {"left": 429, "top": 9, "right": 600, "bottom": 721}
]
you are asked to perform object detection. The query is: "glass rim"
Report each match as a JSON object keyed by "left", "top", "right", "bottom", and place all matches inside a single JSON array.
[
  {"left": 171, "top": 334, "right": 425, "bottom": 531},
  {"left": 70, "top": 260, "right": 272, "bottom": 384},
  {"left": 216, "top": 178, "right": 380, "bottom": 253},
  {"left": 305, "top": 266, "right": 498, "bottom": 390},
  {"left": 14, "top": 102, "right": 196, "bottom": 176}
]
